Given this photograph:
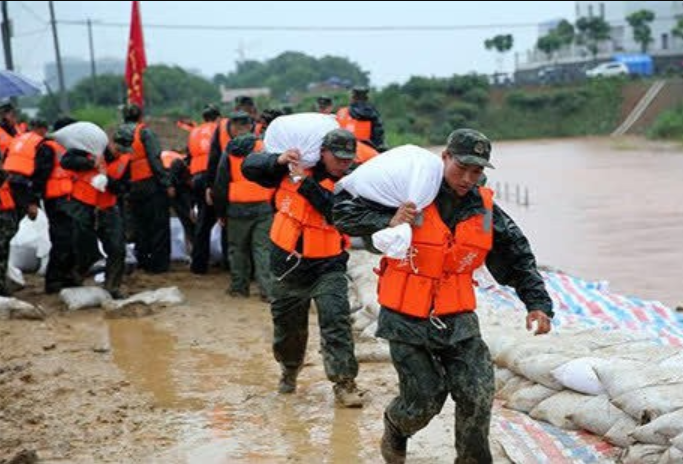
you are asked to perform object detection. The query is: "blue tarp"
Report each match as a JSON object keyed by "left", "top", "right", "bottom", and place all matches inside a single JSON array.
[{"left": 612, "top": 53, "right": 654, "bottom": 76}]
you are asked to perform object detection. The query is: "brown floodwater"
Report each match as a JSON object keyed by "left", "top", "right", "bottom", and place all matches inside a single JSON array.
[{"left": 486, "top": 136, "right": 683, "bottom": 308}]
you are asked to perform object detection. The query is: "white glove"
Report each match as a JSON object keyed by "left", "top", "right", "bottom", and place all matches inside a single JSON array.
[{"left": 90, "top": 174, "right": 108, "bottom": 192}]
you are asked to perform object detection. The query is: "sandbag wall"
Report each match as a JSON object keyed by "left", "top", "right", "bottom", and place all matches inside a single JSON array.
[{"left": 345, "top": 250, "right": 683, "bottom": 463}]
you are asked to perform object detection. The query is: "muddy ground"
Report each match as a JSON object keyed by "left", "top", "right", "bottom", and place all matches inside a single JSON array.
[{"left": 0, "top": 264, "right": 524, "bottom": 463}]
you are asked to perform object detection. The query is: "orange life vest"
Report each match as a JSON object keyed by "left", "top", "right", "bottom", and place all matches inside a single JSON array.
[
  {"left": 218, "top": 118, "right": 232, "bottom": 153},
  {"left": 228, "top": 140, "right": 274, "bottom": 203},
  {"left": 188, "top": 121, "right": 217, "bottom": 175},
  {"left": 43, "top": 140, "right": 73, "bottom": 199},
  {"left": 376, "top": 187, "right": 495, "bottom": 319},
  {"left": 270, "top": 172, "right": 346, "bottom": 259},
  {"left": 0, "top": 126, "right": 14, "bottom": 156},
  {"left": 0, "top": 179, "right": 15, "bottom": 211},
  {"left": 3, "top": 132, "right": 43, "bottom": 176},
  {"left": 129, "top": 124, "right": 153, "bottom": 182},
  {"left": 161, "top": 150, "right": 185, "bottom": 170},
  {"left": 355, "top": 141, "right": 379, "bottom": 164},
  {"left": 72, "top": 155, "right": 130, "bottom": 210},
  {"left": 336, "top": 107, "right": 372, "bottom": 142}
]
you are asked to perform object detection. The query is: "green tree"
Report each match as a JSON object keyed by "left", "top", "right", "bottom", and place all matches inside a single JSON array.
[
  {"left": 484, "top": 34, "right": 514, "bottom": 73},
  {"left": 673, "top": 17, "right": 683, "bottom": 41},
  {"left": 576, "top": 16, "right": 612, "bottom": 61},
  {"left": 555, "top": 19, "right": 575, "bottom": 47},
  {"left": 214, "top": 52, "right": 369, "bottom": 99},
  {"left": 627, "top": 9, "right": 655, "bottom": 53},
  {"left": 537, "top": 33, "right": 562, "bottom": 61}
]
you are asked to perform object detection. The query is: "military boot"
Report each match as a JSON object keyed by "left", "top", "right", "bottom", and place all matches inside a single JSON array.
[
  {"left": 278, "top": 365, "right": 301, "bottom": 394},
  {"left": 333, "top": 379, "right": 365, "bottom": 408},
  {"left": 381, "top": 413, "right": 407, "bottom": 464}
]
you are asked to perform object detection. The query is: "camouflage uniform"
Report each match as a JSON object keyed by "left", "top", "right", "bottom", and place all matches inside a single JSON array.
[
  {"left": 0, "top": 204, "right": 18, "bottom": 296},
  {"left": 332, "top": 129, "right": 553, "bottom": 462},
  {"left": 213, "top": 133, "right": 273, "bottom": 298},
  {"left": 241, "top": 129, "right": 361, "bottom": 392}
]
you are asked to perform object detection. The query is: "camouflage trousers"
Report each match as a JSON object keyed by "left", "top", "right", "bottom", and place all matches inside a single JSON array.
[
  {"left": 226, "top": 214, "right": 273, "bottom": 298},
  {"left": 270, "top": 271, "right": 358, "bottom": 383},
  {"left": 0, "top": 210, "right": 18, "bottom": 295},
  {"left": 386, "top": 336, "right": 495, "bottom": 464}
]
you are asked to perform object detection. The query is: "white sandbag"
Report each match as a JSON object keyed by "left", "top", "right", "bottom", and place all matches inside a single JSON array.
[
  {"left": 568, "top": 395, "right": 632, "bottom": 437},
  {"left": 486, "top": 331, "right": 527, "bottom": 364},
  {"left": 497, "top": 376, "right": 534, "bottom": 402},
  {"left": 605, "top": 415, "right": 639, "bottom": 447},
  {"left": 170, "top": 217, "right": 190, "bottom": 262},
  {"left": 613, "top": 383, "right": 683, "bottom": 422},
  {"left": 0, "top": 296, "right": 44, "bottom": 320},
  {"left": 593, "top": 341, "right": 679, "bottom": 363},
  {"left": 595, "top": 363, "right": 683, "bottom": 399},
  {"left": 51, "top": 121, "right": 109, "bottom": 156},
  {"left": 494, "top": 367, "right": 516, "bottom": 391},
  {"left": 510, "top": 353, "right": 571, "bottom": 390},
  {"left": 9, "top": 208, "right": 51, "bottom": 273},
  {"left": 658, "top": 446, "right": 683, "bottom": 464},
  {"left": 336, "top": 145, "right": 443, "bottom": 258},
  {"left": 360, "top": 320, "right": 378, "bottom": 341},
  {"left": 551, "top": 357, "right": 609, "bottom": 396},
  {"left": 659, "top": 352, "right": 683, "bottom": 370},
  {"left": 352, "top": 308, "right": 375, "bottom": 333},
  {"left": 529, "top": 391, "right": 591, "bottom": 430},
  {"left": 263, "top": 112, "right": 339, "bottom": 168},
  {"left": 210, "top": 223, "right": 224, "bottom": 265},
  {"left": 497, "top": 339, "right": 587, "bottom": 370},
  {"left": 60, "top": 286, "right": 111, "bottom": 311},
  {"left": 102, "top": 287, "right": 185, "bottom": 311},
  {"left": 6, "top": 264, "right": 24, "bottom": 286},
  {"left": 505, "top": 383, "right": 557, "bottom": 413},
  {"left": 355, "top": 341, "right": 390, "bottom": 363},
  {"left": 620, "top": 444, "right": 667, "bottom": 464},
  {"left": 673, "top": 432, "right": 683, "bottom": 451},
  {"left": 631, "top": 409, "right": 683, "bottom": 446}
]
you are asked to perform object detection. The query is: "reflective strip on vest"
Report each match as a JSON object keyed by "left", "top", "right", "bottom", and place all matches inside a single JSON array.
[
  {"left": 0, "top": 180, "right": 15, "bottom": 211},
  {"left": 188, "top": 121, "right": 217, "bottom": 174},
  {"left": 4, "top": 132, "right": 43, "bottom": 176},
  {"left": 336, "top": 107, "right": 372, "bottom": 142},
  {"left": 270, "top": 172, "right": 346, "bottom": 259},
  {"left": 228, "top": 142, "right": 274, "bottom": 203},
  {"left": 44, "top": 140, "right": 73, "bottom": 199},
  {"left": 377, "top": 187, "right": 495, "bottom": 318},
  {"left": 161, "top": 150, "right": 185, "bottom": 170},
  {"left": 129, "top": 124, "right": 153, "bottom": 182}
]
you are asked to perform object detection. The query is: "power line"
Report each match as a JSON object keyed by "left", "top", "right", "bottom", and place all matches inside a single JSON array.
[{"left": 17, "top": 1, "right": 46, "bottom": 24}]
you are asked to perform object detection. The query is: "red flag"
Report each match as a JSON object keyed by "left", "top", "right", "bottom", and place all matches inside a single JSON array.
[{"left": 125, "top": 1, "right": 147, "bottom": 108}]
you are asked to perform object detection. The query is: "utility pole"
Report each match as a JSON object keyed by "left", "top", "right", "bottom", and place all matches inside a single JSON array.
[
  {"left": 48, "top": 0, "right": 69, "bottom": 113},
  {"left": 1, "top": 1, "right": 13, "bottom": 71},
  {"left": 87, "top": 18, "right": 97, "bottom": 102}
]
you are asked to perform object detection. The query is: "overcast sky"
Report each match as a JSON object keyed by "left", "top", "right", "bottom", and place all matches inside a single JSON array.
[{"left": 7, "top": 1, "right": 576, "bottom": 87}]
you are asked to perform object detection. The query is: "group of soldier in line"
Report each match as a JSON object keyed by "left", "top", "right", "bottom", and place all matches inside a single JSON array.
[{"left": 0, "top": 83, "right": 554, "bottom": 463}]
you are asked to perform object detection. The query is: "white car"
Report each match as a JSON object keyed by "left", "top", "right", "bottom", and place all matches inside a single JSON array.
[{"left": 585, "top": 62, "right": 629, "bottom": 78}]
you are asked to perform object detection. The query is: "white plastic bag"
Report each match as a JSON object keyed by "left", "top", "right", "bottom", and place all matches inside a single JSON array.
[
  {"left": 551, "top": 357, "right": 609, "bottom": 396},
  {"left": 263, "top": 113, "right": 339, "bottom": 168},
  {"left": 9, "top": 208, "right": 51, "bottom": 273},
  {"left": 336, "top": 145, "right": 444, "bottom": 259},
  {"left": 51, "top": 121, "right": 109, "bottom": 156},
  {"left": 90, "top": 173, "right": 108, "bottom": 192}
]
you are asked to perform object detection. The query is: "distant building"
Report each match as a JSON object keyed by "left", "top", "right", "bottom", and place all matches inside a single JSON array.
[
  {"left": 219, "top": 86, "right": 271, "bottom": 104},
  {"left": 44, "top": 57, "right": 125, "bottom": 90}
]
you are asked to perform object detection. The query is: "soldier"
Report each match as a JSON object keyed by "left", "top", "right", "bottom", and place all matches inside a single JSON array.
[
  {"left": 336, "top": 86, "right": 386, "bottom": 152},
  {"left": 121, "top": 104, "right": 172, "bottom": 274},
  {"left": 0, "top": 102, "right": 19, "bottom": 156},
  {"left": 242, "top": 128, "right": 364, "bottom": 408},
  {"left": 0, "top": 166, "right": 18, "bottom": 296},
  {"left": 60, "top": 126, "right": 131, "bottom": 299},
  {"left": 316, "top": 95, "right": 334, "bottom": 115},
  {"left": 332, "top": 129, "right": 554, "bottom": 463},
  {"left": 213, "top": 132, "right": 274, "bottom": 300}
]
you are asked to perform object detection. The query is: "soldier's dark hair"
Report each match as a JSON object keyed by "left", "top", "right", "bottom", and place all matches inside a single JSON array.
[{"left": 122, "top": 103, "right": 142, "bottom": 122}]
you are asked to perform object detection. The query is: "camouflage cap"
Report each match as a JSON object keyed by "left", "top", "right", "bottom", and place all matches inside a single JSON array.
[
  {"left": 234, "top": 95, "right": 255, "bottom": 107},
  {"left": 446, "top": 128, "right": 494, "bottom": 169},
  {"left": 112, "top": 124, "right": 135, "bottom": 153},
  {"left": 351, "top": 86, "right": 369, "bottom": 95},
  {"left": 228, "top": 110, "right": 253, "bottom": 124},
  {"left": 322, "top": 129, "right": 357, "bottom": 160},
  {"left": 316, "top": 95, "right": 333, "bottom": 105}
]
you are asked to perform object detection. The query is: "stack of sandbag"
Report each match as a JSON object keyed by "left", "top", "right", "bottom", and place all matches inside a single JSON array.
[
  {"left": 336, "top": 145, "right": 443, "bottom": 259},
  {"left": 488, "top": 323, "right": 683, "bottom": 461}
]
